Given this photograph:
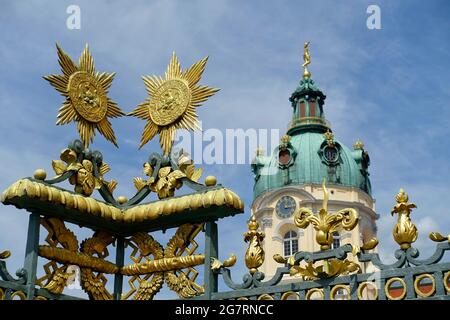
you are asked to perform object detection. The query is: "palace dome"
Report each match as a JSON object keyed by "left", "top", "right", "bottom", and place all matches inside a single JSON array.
[{"left": 251, "top": 76, "right": 371, "bottom": 199}]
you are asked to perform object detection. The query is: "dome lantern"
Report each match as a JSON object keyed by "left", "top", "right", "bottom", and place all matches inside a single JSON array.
[{"left": 288, "top": 42, "right": 328, "bottom": 136}]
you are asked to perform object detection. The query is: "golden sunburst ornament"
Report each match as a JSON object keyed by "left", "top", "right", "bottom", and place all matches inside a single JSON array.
[
  {"left": 44, "top": 44, "right": 125, "bottom": 148},
  {"left": 130, "top": 52, "right": 219, "bottom": 154}
]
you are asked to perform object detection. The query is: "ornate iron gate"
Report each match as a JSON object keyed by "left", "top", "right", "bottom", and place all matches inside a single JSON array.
[{"left": 0, "top": 44, "right": 449, "bottom": 300}]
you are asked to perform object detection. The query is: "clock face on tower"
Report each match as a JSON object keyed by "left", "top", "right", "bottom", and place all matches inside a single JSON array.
[{"left": 275, "top": 196, "right": 296, "bottom": 219}]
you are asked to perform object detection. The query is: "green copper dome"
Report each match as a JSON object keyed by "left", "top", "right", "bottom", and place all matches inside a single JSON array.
[{"left": 251, "top": 74, "right": 371, "bottom": 199}]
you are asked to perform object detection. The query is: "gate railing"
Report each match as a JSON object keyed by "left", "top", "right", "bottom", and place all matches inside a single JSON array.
[{"left": 204, "top": 186, "right": 450, "bottom": 300}]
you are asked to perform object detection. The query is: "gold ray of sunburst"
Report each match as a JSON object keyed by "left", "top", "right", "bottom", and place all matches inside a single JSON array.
[
  {"left": 129, "top": 52, "right": 219, "bottom": 155},
  {"left": 44, "top": 44, "right": 125, "bottom": 148}
]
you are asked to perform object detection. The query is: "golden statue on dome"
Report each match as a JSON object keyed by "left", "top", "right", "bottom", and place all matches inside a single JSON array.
[{"left": 302, "top": 41, "right": 311, "bottom": 78}]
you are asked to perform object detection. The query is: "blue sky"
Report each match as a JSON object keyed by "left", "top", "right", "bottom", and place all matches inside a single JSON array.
[{"left": 0, "top": 0, "right": 449, "bottom": 299}]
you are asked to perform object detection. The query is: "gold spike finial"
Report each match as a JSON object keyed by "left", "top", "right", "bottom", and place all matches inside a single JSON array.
[
  {"left": 391, "top": 188, "right": 418, "bottom": 249},
  {"left": 244, "top": 215, "right": 265, "bottom": 274},
  {"left": 302, "top": 41, "right": 311, "bottom": 78}
]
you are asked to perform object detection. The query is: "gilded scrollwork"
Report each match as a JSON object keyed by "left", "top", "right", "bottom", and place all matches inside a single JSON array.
[
  {"left": 79, "top": 230, "right": 115, "bottom": 300},
  {"left": 133, "top": 151, "right": 204, "bottom": 199},
  {"left": 210, "top": 254, "right": 237, "bottom": 271},
  {"left": 294, "top": 180, "right": 359, "bottom": 250},
  {"left": 51, "top": 141, "right": 117, "bottom": 196},
  {"left": 429, "top": 232, "right": 450, "bottom": 243},
  {"left": 351, "top": 237, "right": 379, "bottom": 256},
  {"left": 121, "top": 224, "right": 205, "bottom": 300},
  {"left": 163, "top": 223, "right": 205, "bottom": 298},
  {"left": 37, "top": 218, "right": 79, "bottom": 294},
  {"left": 289, "top": 259, "right": 361, "bottom": 280},
  {"left": 37, "top": 218, "right": 116, "bottom": 299},
  {"left": 121, "top": 233, "right": 165, "bottom": 300}
]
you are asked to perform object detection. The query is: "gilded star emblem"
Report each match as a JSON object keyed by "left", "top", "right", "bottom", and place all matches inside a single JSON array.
[
  {"left": 129, "top": 52, "right": 219, "bottom": 154},
  {"left": 44, "top": 44, "right": 125, "bottom": 147}
]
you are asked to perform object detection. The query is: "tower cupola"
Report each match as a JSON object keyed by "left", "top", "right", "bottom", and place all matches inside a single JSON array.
[{"left": 288, "top": 42, "right": 328, "bottom": 135}]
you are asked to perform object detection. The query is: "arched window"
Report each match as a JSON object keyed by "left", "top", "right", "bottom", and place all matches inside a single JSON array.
[
  {"left": 332, "top": 231, "right": 340, "bottom": 249},
  {"left": 283, "top": 230, "right": 298, "bottom": 257}
]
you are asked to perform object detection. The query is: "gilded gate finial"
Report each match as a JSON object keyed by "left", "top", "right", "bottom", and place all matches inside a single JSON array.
[
  {"left": 391, "top": 188, "right": 418, "bottom": 249},
  {"left": 302, "top": 41, "right": 311, "bottom": 78},
  {"left": 294, "top": 179, "right": 359, "bottom": 250},
  {"left": 244, "top": 215, "right": 265, "bottom": 274}
]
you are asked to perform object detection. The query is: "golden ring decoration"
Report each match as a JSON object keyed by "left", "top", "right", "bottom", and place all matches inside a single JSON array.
[
  {"left": 149, "top": 79, "right": 191, "bottom": 126},
  {"left": 384, "top": 277, "right": 407, "bottom": 300},
  {"left": 0, "top": 288, "right": 4, "bottom": 300},
  {"left": 357, "top": 281, "right": 379, "bottom": 300},
  {"left": 413, "top": 274, "right": 436, "bottom": 298},
  {"left": 237, "top": 297, "right": 249, "bottom": 300},
  {"left": 257, "top": 294, "right": 274, "bottom": 300},
  {"left": 68, "top": 71, "right": 108, "bottom": 123},
  {"left": 11, "top": 291, "right": 27, "bottom": 300},
  {"left": 305, "top": 288, "right": 324, "bottom": 300},
  {"left": 280, "top": 291, "right": 300, "bottom": 300},
  {"left": 34, "top": 295, "right": 48, "bottom": 300},
  {"left": 444, "top": 271, "right": 450, "bottom": 292},
  {"left": 330, "top": 284, "right": 351, "bottom": 300}
]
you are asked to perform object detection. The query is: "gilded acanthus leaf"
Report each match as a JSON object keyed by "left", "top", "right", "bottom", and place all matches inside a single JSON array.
[
  {"left": 67, "top": 162, "right": 83, "bottom": 171},
  {"left": 60, "top": 148, "right": 77, "bottom": 164},
  {"left": 106, "top": 180, "right": 117, "bottom": 194},
  {"left": 0, "top": 250, "right": 11, "bottom": 259},
  {"left": 182, "top": 163, "right": 203, "bottom": 182},
  {"left": 273, "top": 254, "right": 288, "bottom": 264},
  {"left": 99, "top": 163, "right": 110, "bottom": 176},
  {"left": 429, "top": 232, "right": 449, "bottom": 243},
  {"left": 361, "top": 237, "right": 379, "bottom": 250},
  {"left": 143, "top": 162, "right": 153, "bottom": 176},
  {"left": 133, "top": 276, "right": 164, "bottom": 300},
  {"left": 210, "top": 258, "right": 223, "bottom": 271},
  {"left": 153, "top": 168, "right": 186, "bottom": 199},
  {"left": 43, "top": 269, "right": 71, "bottom": 294},
  {"left": 290, "top": 258, "right": 361, "bottom": 280},
  {"left": 223, "top": 254, "right": 237, "bottom": 268},
  {"left": 210, "top": 254, "right": 237, "bottom": 270},
  {"left": 133, "top": 177, "right": 147, "bottom": 191},
  {"left": 52, "top": 160, "right": 68, "bottom": 176}
]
